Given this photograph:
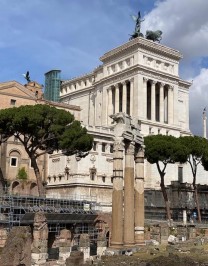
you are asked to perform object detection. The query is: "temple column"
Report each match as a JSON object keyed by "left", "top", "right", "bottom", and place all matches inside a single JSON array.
[
  {"left": 115, "top": 84, "right": 119, "bottom": 114},
  {"left": 108, "top": 87, "right": 113, "bottom": 125},
  {"left": 164, "top": 87, "right": 168, "bottom": 123},
  {"left": 102, "top": 87, "right": 107, "bottom": 126},
  {"left": 111, "top": 139, "right": 124, "bottom": 248},
  {"left": 122, "top": 81, "right": 127, "bottom": 113},
  {"left": 160, "top": 83, "right": 164, "bottom": 123},
  {"left": 124, "top": 141, "right": 135, "bottom": 247},
  {"left": 151, "top": 81, "right": 156, "bottom": 121},
  {"left": 143, "top": 78, "right": 148, "bottom": 119},
  {"left": 134, "top": 146, "right": 145, "bottom": 244},
  {"left": 130, "top": 78, "right": 134, "bottom": 116},
  {"left": 168, "top": 86, "right": 174, "bottom": 124}
]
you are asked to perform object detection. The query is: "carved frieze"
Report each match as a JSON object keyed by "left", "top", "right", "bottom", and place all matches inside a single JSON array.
[{"left": 125, "top": 141, "right": 135, "bottom": 155}]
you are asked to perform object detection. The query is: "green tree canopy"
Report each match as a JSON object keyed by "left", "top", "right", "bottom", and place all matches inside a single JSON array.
[
  {"left": 0, "top": 104, "right": 93, "bottom": 196},
  {"left": 144, "top": 134, "right": 186, "bottom": 220},
  {"left": 178, "top": 135, "right": 208, "bottom": 222}
]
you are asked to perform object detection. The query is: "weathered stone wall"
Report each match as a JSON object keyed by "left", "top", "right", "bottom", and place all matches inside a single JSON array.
[{"left": 0, "top": 226, "right": 32, "bottom": 266}]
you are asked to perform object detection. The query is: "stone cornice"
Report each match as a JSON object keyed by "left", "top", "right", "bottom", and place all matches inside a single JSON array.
[
  {"left": 100, "top": 37, "right": 182, "bottom": 63},
  {"left": 140, "top": 118, "right": 191, "bottom": 134},
  {"left": 178, "top": 79, "right": 192, "bottom": 88},
  {"left": 60, "top": 65, "right": 191, "bottom": 97},
  {"left": 100, "top": 65, "right": 181, "bottom": 87},
  {"left": 62, "top": 71, "right": 95, "bottom": 85}
]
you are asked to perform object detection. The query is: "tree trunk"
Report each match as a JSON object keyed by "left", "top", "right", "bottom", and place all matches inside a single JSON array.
[
  {"left": 160, "top": 173, "right": 171, "bottom": 221},
  {"left": 31, "top": 157, "right": 45, "bottom": 197},
  {"left": 193, "top": 186, "right": 201, "bottom": 223}
]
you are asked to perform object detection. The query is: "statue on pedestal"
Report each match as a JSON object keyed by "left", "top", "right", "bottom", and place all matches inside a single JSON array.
[
  {"left": 129, "top": 10, "right": 163, "bottom": 42},
  {"left": 130, "top": 11, "right": 144, "bottom": 40}
]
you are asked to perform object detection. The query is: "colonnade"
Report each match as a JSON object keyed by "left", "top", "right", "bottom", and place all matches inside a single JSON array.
[
  {"left": 144, "top": 78, "right": 173, "bottom": 124},
  {"left": 106, "top": 77, "right": 174, "bottom": 125},
  {"left": 107, "top": 79, "right": 134, "bottom": 124},
  {"left": 110, "top": 113, "right": 144, "bottom": 248}
]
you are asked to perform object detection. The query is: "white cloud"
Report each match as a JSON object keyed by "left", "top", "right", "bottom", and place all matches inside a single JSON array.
[
  {"left": 141, "top": 0, "right": 208, "bottom": 135},
  {"left": 189, "top": 69, "right": 208, "bottom": 136},
  {"left": 142, "top": 0, "right": 208, "bottom": 59}
]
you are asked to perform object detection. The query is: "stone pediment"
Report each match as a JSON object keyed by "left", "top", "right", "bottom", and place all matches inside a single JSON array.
[
  {"left": 100, "top": 37, "right": 182, "bottom": 63},
  {"left": 0, "top": 81, "right": 36, "bottom": 99}
]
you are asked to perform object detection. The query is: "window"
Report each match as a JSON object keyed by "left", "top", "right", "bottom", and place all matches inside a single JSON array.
[
  {"left": 110, "top": 144, "right": 114, "bottom": 153},
  {"left": 92, "top": 142, "right": 97, "bottom": 151},
  {"left": 10, "top": 157, "right": 18, "bottom": 167},
  {"left": 102, "top": 143, "right": 106, "bottom": 152},
  {"left": 90, "top": 167, "right": 96, "bottom": 181},
  {"left": 10, "top": 99, "right": 16, "bottom": 106},
  {"left": 178, "top": 166, "right": 183, "bottom": 183},
  {"left": 102, "top": 176, "right": 106, "bottom": 183}
]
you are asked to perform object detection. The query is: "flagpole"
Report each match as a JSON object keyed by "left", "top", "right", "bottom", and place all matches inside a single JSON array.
[{"left": 203, "top": 107, "right": 207, "bottom": 139}]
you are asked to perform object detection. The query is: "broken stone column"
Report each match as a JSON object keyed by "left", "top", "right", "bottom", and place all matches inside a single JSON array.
[
  {"left": 97, "top": 233, "right": 107, "bottom": 256},
  {"left": 65, "top": 251, "right": 84, "bottom": 266},
  {"left": 124, "top": 141, "right": 135, "bottom": 247},
  {"left": 58, "top": 229, "right": 72, "bottom": 262},
  {"left": 79, "top": 233, "right": 90, "bottom": 262},
  {"left": 31, "top": 212, "right": 48, "bottom": 266},
  {"left": 0, "top": 226, "right": 8, "bottom": 247},
  {"left": 160, "top": 224, "right": 169, "bottom": 244},
  {"left": 183, "top": 209, "right": 187, "bottom": 225},
  {"left": 111, "top": 138, "right": 124, "bottom": 248},
  {"left": 134, "top": 146, "right": 145, "bottom": 244}
]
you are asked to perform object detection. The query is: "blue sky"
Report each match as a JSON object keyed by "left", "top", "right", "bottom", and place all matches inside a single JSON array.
[{"left": 1, "top": 0, "right": 208, "bottom": 136}]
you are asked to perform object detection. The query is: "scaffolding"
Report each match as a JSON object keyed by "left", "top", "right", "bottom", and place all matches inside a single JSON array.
[{"left": 0, "top": 193, "right": 100, "bottom": 233}]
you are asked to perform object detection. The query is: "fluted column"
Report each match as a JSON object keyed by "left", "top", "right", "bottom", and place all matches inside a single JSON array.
[
  {"left": 143, "top": 78, "right": 148, "bottom": 119},
  {"left": 134, "top": 146, "right": 145, "bottom": 244},
  {"left": 168, "top": 86, "right": 173, "bottom": 124},
  {"left": 160, "top": 83, "right": 165, "bottom": 123},
  {"left": 111, "top": 139, "right": 124, "bottom": 248},
  {"left": 115, "top": 84, "right": 119, "bottom": 114},
  {"left": 108, "top": 87, "right": 113, "bottom": 124},
  {"left": 102, "top": 87, "right": 107, "bottom": 126},
  {"left": 124, "top": 141, "right": 135, "bottom": 247},
  {"left": 151, "top": 81, "right": 156, "bottom": 121},
  {"left": 130, "top": 78, "right": 134, "bottom": 116},
  {"left": 122, "top": 81, "right": 127, "bottom": 113}
]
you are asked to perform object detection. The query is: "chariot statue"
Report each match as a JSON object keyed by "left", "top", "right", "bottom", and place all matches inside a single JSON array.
[{"left": 146, "top": 30, "right": 162, "bottom": 43}]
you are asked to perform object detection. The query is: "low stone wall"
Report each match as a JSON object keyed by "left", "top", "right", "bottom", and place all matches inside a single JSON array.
[{"left": 145, "top": 222, "right": 208, "bottom": 244}]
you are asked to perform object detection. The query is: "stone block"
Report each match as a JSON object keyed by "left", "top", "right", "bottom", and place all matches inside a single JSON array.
[{"left": 66, "top": 251, "right": 84, "bottom": 266}]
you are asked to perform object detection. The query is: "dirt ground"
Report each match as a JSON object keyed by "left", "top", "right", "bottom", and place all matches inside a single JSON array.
[{"left": 85, "top": 241, "right": 208, "bottom": 266}]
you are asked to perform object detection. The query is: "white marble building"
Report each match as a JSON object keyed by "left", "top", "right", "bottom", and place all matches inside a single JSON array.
[{"left": 46, "top": 37, "right": 208, "bottom": 207}]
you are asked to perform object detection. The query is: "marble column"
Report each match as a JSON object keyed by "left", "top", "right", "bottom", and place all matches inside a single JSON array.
[
  {"left": 168, "top": 86, "right": 173, "bottom": 124},
  {"left": 122, "top": 81, "right": 127, "bottom": 113},
  {"left": 134, "top": 146, "right": 145, "bottom": 244},
  {"left": 102, "top": 87, "right": 108, "bottom": 126},
  {"left": 130, "top": 78, "right": 134, "bottom": 116},
  {"left": 164, "top": 87, "right": 168, "bottom": 123},
  {"left": 151, "top": 81, "right": 156, "bottom": 121},
  {"left": 115, "top": 84, "right": 119, "bottom": 114},
  {"left": 143, "top": 78, "right": 148, "bottom": 119},
  {"left": 159, "top": 83, "right": 165, "bottom": 123},
  {"left": 111, "top": 139, "right": 124, "bottom": 248},
  {"left": 124, "top": 141, "right": 135, "bottom": 247},
  {"left": 108, "top": 87, "right": 113, "bottom": 124}
]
